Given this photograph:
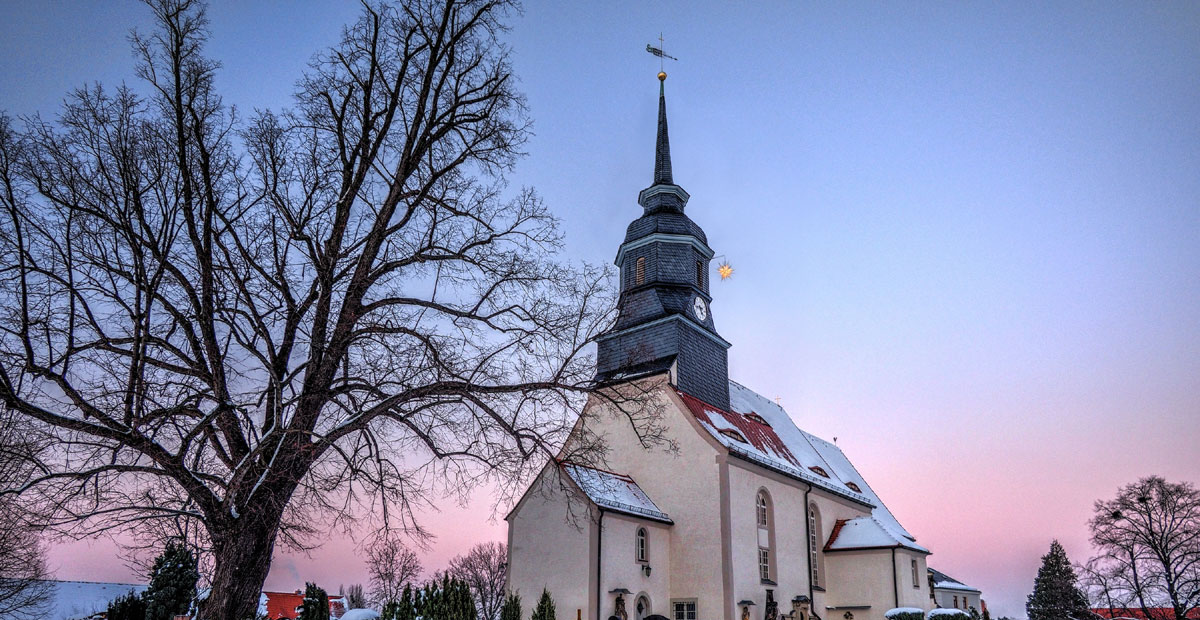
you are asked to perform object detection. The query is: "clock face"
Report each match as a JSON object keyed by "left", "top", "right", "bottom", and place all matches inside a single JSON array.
[{"left": 692, "top": 296, "right": 708, "bottom": 321}]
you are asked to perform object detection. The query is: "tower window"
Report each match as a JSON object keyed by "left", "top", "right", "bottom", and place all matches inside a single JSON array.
[
  {"left": 912, "top": 558, "right": 919, "bottom": 588},
  {"left": 635, "top": 257, "right": 646, "bottom": 286},
  {"left": 695, "top": 260, "right": 705, "bottom": 291},
  {"left": 636, "top": 527, "right": 647, "bottom": 562}
]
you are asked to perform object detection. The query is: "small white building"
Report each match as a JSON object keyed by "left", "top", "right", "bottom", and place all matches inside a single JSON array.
[
  {"left": 927, "top": 569, "right": 982, "bottom": 614},
  {"left": 507, "top": 73, "right": 938, "bottom": 620}
]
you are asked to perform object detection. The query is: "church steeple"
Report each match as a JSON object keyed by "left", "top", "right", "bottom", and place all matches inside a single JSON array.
[
  {"left": 637, "top": 75, "right": 692, "bottom": 216},
  {"left": 595, "top": 74, "right": 731, "bottom": 410},
  {"left": 653, "top": 77, "right": 673, "bottom": 186}
]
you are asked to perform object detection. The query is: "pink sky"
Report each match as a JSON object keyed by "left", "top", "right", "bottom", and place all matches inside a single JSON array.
[{"left": 9, "top": 2, "right": 1200, "bottom": 619}]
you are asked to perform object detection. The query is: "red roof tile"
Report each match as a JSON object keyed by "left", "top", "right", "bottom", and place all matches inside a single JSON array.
[
  {"left": 1092, "top": 609, "right": 1199, "bottom": 620},
  {"left": 676, "top": 389, "right": 801, "bottom": 467},
  {"left": 262, "top": 591, "right": 345, "bottom": 620}
]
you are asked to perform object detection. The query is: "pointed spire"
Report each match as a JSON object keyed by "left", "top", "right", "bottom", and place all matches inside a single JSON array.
[
  {"left": 654, "top": 74, "right": 673, "bottom": 186},
  {"left": 638, "top": 72, "right": 689, "bottom": 213}
]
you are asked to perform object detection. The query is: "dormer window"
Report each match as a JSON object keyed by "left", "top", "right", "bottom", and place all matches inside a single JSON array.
[
  {"left": 845, "top": 482, "right": 862, "bottom": 493},
  {"left": 719, "top": 429, "right": 747, "bottom": 444},
  {"left": 635, "top": 257, "right": 646, "bottom": 286},
  {"left": 808, "top": 466, "right": 830, "bottom": 478},
  {"left": 744, "top": 412, "right": 769, "bottom": 426}
]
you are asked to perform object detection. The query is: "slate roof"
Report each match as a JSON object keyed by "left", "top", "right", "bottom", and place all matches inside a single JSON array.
[
  {"left": 678, "top": 380, "right": 928, "bottom": 553},
  {"left": 928, "top": 568, "right": 981, "bottom": 593},
  {"left": 562, "top": 463, "right": 673, "bottom": 523}
]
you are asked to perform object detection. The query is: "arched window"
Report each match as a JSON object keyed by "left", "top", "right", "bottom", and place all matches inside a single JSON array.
[
  {"left": 757, "top": 490, "right": 774, "bottom": 582},
  {"left": 636, "top": 596, "right": 650, "bottom": 620},
  {"left": 808, "top": 503, "right": 822, "bottom": 587},
  {"left": 635, "top": 257, "right": 646, "bottom": 286},
  {"left": 636, "top": 527, "right": 647, "bottom": 562}
]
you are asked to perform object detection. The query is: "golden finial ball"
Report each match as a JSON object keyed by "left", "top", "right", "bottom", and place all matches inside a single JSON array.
[{"left": 658, "top": 71, "right": 667, "bottom": 81}]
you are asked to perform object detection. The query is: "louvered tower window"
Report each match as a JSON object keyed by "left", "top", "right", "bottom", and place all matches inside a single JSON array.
[{"left": 635, "top": 257, "right": 646, "bottom": 286}]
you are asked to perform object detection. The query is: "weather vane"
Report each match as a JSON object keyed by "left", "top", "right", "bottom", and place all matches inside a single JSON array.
[{"left": 646, "top": 33, "right": 677, "bottom": 79}]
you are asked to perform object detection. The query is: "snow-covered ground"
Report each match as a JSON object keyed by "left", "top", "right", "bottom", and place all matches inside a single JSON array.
[{"left": 34, "top": 579, "right": 148, "bottom": 620}]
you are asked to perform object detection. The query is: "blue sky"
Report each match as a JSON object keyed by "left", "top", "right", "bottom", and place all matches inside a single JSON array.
[{"left": 2, "top": 2, "right": 1198, "bottom": 617}]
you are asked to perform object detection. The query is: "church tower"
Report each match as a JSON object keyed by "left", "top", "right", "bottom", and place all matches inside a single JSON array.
[{"left": 595, "top": 73, "right": 731, "bottom": 410}]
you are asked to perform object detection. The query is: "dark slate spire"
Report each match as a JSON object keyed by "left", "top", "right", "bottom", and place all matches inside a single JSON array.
[
  {"left": 654, "top": 77, "right": 673, "bottom": 185},
  {"left": 638, "top": 73, "right": 690, "bottom": 215}
]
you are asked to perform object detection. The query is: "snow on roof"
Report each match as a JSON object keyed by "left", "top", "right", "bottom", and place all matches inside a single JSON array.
[
  {"left": 562, "top": 463, "right": 673, "bottom": 523},
  {"left": 341, "top": 609, "right": 383, "bottom": 620},
  {"left": 35, "top": 579, "right": 148, "bottom": 620},
  {"left": 928, "top": 609, "right": 969, "bottom": 618},
  {"left": 928, "top": 568, "right": 981, "bottom": 593},
  {"left": 885, "top": 609, "right": 927, "bottom": 618},
  {"left": 678, "top": 380, "right": 927, "bottom": 553},
  {"left": 825, "top": 516, "right": 928, "bottom": 552}
]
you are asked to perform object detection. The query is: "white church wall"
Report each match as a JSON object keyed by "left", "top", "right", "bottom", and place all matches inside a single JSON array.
[
  {"left": 597, "top": 513, "right": 671, "bottom": 620},
  {"left": 507, "top": 464, "right": 598, "bottom": 620},
  {"left": 823, "top": 548, "right": 897, "bottom": 620},
  {"left": 893, "top": 550, "right": 931, "bottom": 610},
  {"left": 581, "top": 385, "right": 728, "bottom": 620},
  {"left": 808, "top": 489, "right": 876, "bottom": 611},
  {"left": 726, "top": 459, "right": 811, "bottom": 608}
]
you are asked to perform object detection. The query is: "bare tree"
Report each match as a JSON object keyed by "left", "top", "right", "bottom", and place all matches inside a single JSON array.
[
  {"left": 368, "top": 539, "right": 424, "bottom": 607},
  {"left": 0, "top": 0, "right": 658, "bottom": 618},
  {"left": 1087, "top": 477, "right": 1200, "bottom": 620},
  {"left": 343, "top": 583, "right": 368, "bottom": 610},
  {"left": 447, "top": 541, "right": 506, "bottom": 620},
  {"left": 0, "top": 409, "right": 53, "bottom": 620}
]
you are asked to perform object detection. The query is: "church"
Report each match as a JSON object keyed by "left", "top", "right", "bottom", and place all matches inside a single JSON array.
[{"left": 505, "top": 73, "right": 936, "bottom": 620}]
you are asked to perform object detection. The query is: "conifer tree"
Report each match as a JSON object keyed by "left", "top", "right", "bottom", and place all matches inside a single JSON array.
[
  {"left": 1026, "top": 540, "right": 1091, "bottom": 620},
  {"left": 298, "top": 583, "right": 330, "bottom": 620},
  {"left": 144, "top": 542, "right": 200, "bottom": 620},
  {"left": 501, "top": 593, "right": 522, "bottom": 620},
  {"left": 106, "top": 591, "right": 148, "bottom": 620},
  {"left": 531, "top": 589, "right": 556, "bottom": 620}
]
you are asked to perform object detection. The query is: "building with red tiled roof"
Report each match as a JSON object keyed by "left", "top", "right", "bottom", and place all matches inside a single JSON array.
[
  {"left": 260, "top": 590, "right": 347, "bottom": 620},
  {"left": 1093, "top": 608, "right": 1200, "bottom": 620}
]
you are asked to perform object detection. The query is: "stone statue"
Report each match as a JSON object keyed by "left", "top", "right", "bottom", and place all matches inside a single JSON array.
[{"left": 615, "top": 594, "right": 628, "bottom": 620}]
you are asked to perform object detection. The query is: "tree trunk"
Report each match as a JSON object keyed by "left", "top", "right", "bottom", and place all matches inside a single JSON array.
[{"left": 199, "top": 513, "right": 284, "bottom": 620}]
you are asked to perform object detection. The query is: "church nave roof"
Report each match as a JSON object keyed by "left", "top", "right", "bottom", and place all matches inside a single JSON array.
[{"left": 676, "top": 380, "right": 928, "bottom": 554}]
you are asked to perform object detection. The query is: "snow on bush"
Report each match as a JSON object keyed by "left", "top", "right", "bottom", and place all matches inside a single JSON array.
[
  {"left": 885, "top": 608, "right": 925, "bottom": 620},
  {"left": 928, "top": 610, "right": 969, "bottom": 619},
  {"left": 340, "top": 610, "right": 382, "bottom": 620}
]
